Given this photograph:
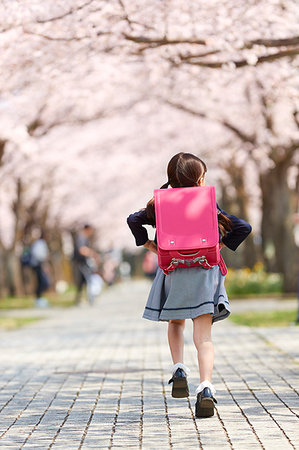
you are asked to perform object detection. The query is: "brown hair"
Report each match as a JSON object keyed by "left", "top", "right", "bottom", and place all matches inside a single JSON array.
[{"left": 145, "top": 152, "right": 232, "bottom": 236}]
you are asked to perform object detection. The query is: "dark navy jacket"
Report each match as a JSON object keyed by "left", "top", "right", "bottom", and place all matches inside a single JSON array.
[{"left": 127, "top": 204, "right": 252, "bottom": 251}]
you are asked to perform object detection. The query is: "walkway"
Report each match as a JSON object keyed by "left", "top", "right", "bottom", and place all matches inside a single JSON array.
[{"left": 0, "top": 281, "right": 298, "bottom": 449}]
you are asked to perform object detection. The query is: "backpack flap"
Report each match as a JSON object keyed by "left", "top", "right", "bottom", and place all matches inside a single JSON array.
[
  {"left": 154, "top": 186, "right": 219, "bottom": 251},
  {"left": 154, "top": 186, "right": 220, "bottom": 274}
]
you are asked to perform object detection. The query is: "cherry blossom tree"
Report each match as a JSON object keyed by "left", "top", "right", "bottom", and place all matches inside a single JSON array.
[{"left": 0, "top": 0, "right": 298, "bottom": 293}]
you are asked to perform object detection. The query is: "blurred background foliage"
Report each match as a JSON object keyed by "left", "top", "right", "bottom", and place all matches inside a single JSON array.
[
  {"left": 225, "top": 262, "right": 283, "bottom": 297},
  {"left": 0, "top": 0, "right": 298, "bottom": 302}
]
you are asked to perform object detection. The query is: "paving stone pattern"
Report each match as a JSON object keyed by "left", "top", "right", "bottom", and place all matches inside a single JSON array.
[{"left": 0, "top": 280, "right": 298, "bottom": 449}]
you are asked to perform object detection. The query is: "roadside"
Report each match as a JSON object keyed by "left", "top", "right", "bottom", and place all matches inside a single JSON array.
[{"left": 0, "top": 279, "right": 298, "bottom": 449}]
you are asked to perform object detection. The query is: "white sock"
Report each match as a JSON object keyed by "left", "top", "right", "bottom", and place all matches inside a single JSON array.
[
  {"left": 171, "top": 363, "right": 190, "bottom": 376},
  {"left": 195, "top": 380, "right": 216, "bottom": 396}
]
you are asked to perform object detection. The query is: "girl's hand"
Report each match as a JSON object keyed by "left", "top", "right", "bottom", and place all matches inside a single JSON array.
[
  {"left": 144, "top": 240, "right": 158, "bottom": 254},
  {"left": 219, "top": 241, "right": 225, "bottom": 250}
]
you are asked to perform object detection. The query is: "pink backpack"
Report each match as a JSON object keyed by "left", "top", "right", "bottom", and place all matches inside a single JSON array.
[{"left": 154, "top": 186, "right": 227, "bottom": 275}]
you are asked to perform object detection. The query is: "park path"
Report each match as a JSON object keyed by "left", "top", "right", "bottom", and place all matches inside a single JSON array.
[{"left": 0, "top": 280, "right": 298, "bottom": 449}]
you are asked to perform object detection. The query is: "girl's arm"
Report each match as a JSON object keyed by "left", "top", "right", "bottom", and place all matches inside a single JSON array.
[
  {"left": 217, "top": 205, "right": 252, "bottom": 251},
  {"left": 127, "top": 209, "right": 151, "bottom": 246}
]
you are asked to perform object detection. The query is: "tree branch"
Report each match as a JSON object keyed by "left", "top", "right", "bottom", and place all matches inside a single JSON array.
[
  {"left": 35, "top": 0, "right": 96, "bottom": 23},
  {"left": 32, "top": 111, "right": 106, "bottom": 137},
  {"left": 181, "top": 47, "right": 299, "bottom": 68},
  {"left": 27, "top": 104, "right": 47, "bottom": 136},
  {"left": 173, "top": 50, "right": 220, "bottom": 61},
  {"left": 28, "top": 97, "right": 145, "bottom": 137},
  {"left": 23, "top": 28, "right": 103, "bottom": 41},
  {"left": 117, "top": 0, "right": 134, "bottom": 30},
  {"left": 123, "top": 33, "right": 299, "bottom": 56},
  {"left": 164, "top": 99, "right": 256, "bottom": 143},
  {"left": 255, "top": 79, "right": 275, "bottom": 135},
  {"left": 245, "top": 36, "right": 299, "bottom": 49},
  {"left": 293, "top": 110, "right": 299, "bottom": 129},
  {"left": 0, "top": 139, "right": 7, "bottom": 166},
  {"left": 123, "top": 33, "right": 206, "bottom": 47}
]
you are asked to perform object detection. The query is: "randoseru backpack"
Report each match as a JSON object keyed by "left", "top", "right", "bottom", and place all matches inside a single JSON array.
[{"left": 154, "top": 186, "right": 227, "bottom": 275}]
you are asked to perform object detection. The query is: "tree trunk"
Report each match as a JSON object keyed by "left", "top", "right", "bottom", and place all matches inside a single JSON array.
[
  {"left": 260, "top": 171, "right": 278, "bottom": 272},
  {"left": 233, "top": 175, "right": 257, "bottom": 269},
  {"left": 219, "top": 182, "right": 242, "bottom": 268},
  {"left": 2, "top": 251, "right": 23, "bottom": 297},
  {"left": 260, "top": 162, "right": 298, "bottom": 292},
  {"left": 220, "top": 168, "right": 257, "bottom": 269},
  {"left": 0, "top": 248, "right": 6, "bottom": 297}
]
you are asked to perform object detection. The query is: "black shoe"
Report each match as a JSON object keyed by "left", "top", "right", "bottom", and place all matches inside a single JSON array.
[
  {"left": 195, "top": 387, "right": 217, "bottom": 418},
  {"left": 168, "top": 368, "right": 189, "bottom": 398}
]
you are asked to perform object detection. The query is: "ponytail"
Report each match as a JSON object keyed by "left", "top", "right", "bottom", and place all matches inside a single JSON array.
[
  {"left": 218, "top": 212, "right": 233, "bottom": 236},
  {"left": 160, "top": 181, "right": 170, "bottom": 189}
]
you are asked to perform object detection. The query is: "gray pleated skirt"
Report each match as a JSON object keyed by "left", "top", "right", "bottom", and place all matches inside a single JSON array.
[{"left": 142, "top": 265, "right": 230, "bottom": 323}]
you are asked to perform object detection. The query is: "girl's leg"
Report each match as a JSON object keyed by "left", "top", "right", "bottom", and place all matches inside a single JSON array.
[
  {"left": 193, "top": 314, "right": 214, "bottom": 382},
  {"left": 168, "top": 319, "right": 189, "bottom": 398},
  {"left": 168, "top": 319, "right": 185, "bottom": 364}
]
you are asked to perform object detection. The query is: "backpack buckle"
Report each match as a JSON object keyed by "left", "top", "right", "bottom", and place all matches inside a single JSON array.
[{"left": 165, "top": 256, "right": 213, "bottom": 273}]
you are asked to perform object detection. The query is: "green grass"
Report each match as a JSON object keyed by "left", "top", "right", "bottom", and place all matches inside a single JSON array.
[
  {"left": 47, "top": 291, "right": 77, "bottom": 308},
  {"left": 0, "top": 317, "right": 42, "bottom": 331},
  {"left": 229, "top": 309, "right": 298, "bottom": 327},
  {"left": 0, "top": 291, "right": 76, "bottom": 310}
]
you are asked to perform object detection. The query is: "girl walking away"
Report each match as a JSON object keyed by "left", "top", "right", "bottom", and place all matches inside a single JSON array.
[{"left": 127, "top": 153, "right": 252, "bottom": 418}]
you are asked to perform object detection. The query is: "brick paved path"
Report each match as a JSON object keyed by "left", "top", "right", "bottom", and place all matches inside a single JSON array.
[{"left": 0, "top": 281, "right": 298, "bottom": 449}]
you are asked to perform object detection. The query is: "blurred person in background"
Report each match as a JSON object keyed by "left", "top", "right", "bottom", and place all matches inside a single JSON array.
[
  {"left": 30, "top": 231, "right": 50, "bottom": 308},
  {"left": 102, "top": 250, "right": 120, "bottom": 286},
  {"left": 73, "top": 224, "right": 100, "bottom": 305},
  {"left": 142, "top": 250, "right": 158, "bottom": 280}
]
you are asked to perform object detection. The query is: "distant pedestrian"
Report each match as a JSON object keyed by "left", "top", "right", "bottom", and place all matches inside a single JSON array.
[
  {"left": 142, "top": 250, "right": 158, "bottom": 280},
  {"left": 127, "top": 152, "right": 252, "bottom": 418},
  {"left": 102, "top": 252, "right": 119, "bottom": 286},
  {"left": 30, "top": 232, "right": 50, "bottom": 308},
  {"left": 73, "top": 224, "right": 100, "bottom": 305}
]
